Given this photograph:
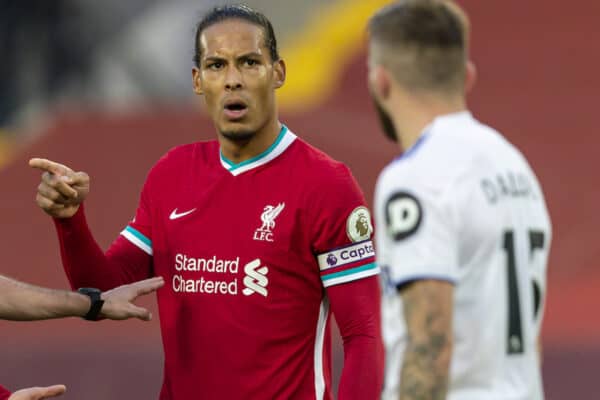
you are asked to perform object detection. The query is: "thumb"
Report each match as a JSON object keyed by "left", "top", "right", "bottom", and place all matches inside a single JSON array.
[
  {"left": 130, "top": 304, "right": 152, "bottom": 321},
  {"left": 69, "top": 171, "right": 89, "bottom": 187}
]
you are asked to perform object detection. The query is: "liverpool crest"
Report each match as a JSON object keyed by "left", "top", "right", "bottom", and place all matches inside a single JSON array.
[{"left": 253, "top": 203, "right": 285, "bottom": 242}]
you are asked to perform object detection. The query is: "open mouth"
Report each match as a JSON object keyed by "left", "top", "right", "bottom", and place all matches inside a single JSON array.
[{"left": 223, "top": 100, "right": 248, "bottom": 120}]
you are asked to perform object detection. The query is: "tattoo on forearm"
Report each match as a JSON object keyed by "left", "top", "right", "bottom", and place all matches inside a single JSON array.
[{"left": 399, "top": 282, "right": 452, "bottom": 400}]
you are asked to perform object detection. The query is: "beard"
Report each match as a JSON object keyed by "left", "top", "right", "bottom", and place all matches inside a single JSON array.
[
  {"left": 220, "top": 129, "right": 255, "bottom": 143},
  {"left": 371, "top": 97, "right": 398, "bottom": 143}
]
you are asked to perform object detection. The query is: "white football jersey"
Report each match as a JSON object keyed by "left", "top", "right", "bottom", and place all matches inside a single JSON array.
[{"left": 376, "top": 111, "right": 551, "bottom": 400}]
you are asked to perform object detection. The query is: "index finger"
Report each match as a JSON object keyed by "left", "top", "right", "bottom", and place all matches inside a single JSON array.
[
  {"left": 131, "top": 276, "right": 165, "bottom": 296},
  {"left": 29, "top": 158, "right": 73, "bottom": 176},
  {"left": 39, "top": 384, "right": 67, "bottom": 397}
]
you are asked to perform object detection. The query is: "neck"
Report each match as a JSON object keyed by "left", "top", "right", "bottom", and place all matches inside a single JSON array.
[
  {"left": 392, "top": 92, "right": 466, "bottom": 152},
  {"left": 219, "top": 118, "right": 282, "bottom": 163}
]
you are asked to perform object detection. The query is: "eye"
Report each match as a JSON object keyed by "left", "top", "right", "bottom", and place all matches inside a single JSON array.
[
  {"left": 207, "top": 61, "right": 224, "bottom": 70},
  {"left": 244, "top": 59, "right": 258, "bottom": 67}
]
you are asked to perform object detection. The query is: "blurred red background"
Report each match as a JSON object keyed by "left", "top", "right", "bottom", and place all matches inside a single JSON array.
[{"left": 0, "top": 1, "right": 598, "bottom": 398}]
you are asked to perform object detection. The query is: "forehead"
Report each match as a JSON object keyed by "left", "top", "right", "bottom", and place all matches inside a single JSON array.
[{"left": 200, "top": 19, "right": 266, "bottom": 58}]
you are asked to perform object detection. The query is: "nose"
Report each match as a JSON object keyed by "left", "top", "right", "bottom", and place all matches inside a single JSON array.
[{"left": 224, "top": 66, "right": 243, "bottom": 91}]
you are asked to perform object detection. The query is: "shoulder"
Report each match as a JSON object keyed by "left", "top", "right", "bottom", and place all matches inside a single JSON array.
[
  {"left": 142, "top": 140, "right": 218, "bottom": 189},
  {"left": 292, "top": 138, "right": 356, "bottom": 187},
  {"left": 289, "top": 138, "right": 367, "bottom": 220},
  {"left": 379, "top": 113, "right": 513, "bottom": 196},
  {"left": 376, "top": 114, "right": 498, "bottom": 229},
  {"left": 148, "top": 140, "right": 218, "bottom": 175}
]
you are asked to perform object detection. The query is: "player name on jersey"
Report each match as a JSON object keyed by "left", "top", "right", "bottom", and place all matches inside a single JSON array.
[{"left": 480, "top": 170, "right": 537, "bottom": 204}]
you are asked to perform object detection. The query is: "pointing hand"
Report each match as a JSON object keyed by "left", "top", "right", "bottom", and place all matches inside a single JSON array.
[{"left": 29, "top": 158, "right": 90, "bottom": 219}]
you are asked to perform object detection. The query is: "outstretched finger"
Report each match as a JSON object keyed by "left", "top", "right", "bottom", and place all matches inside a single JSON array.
[
  {"left": 39, "top": 385, "right": 67, "bottom": 398},
  {"left": 29, "top": 158, "right": 73, "bottom": 176},
  {"left": 131, "top": 277, "right": 165, "bottom": 297},
  {"left": 19, "top": 385, "right": 67, "bottom": 399}
]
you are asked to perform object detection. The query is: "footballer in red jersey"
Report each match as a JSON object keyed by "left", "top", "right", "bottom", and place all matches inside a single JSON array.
[{"left": 30, "top": 4, "right": 383, "bottom": 400}]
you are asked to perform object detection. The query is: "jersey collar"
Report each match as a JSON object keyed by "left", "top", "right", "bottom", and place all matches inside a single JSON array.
[
  {"left": 219, "top": 125, "right": 297, "bottom": 176},
  {"left": 394, "top": 111, "right": 472, "bottom": 162},
  {"left": 431, "top": 110, "right": 473, "bottom": 126}
]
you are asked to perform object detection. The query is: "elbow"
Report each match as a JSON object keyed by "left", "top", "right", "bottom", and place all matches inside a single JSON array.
[{"left": 407, "top": 332, "right": 453, "bottom": 376}]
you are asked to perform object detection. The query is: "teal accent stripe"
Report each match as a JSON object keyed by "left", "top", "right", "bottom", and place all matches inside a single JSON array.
[
  {"left": 125, "top": 226, "right": 152, "bottom": 247},
  {"left": 221, "top": 156, "right": 234, "bottom": 167},
  {"left": 220, "top": 125, "right": 288, "bottom": 171},
  {"left": 321, "top": 262, "right": 377, "bottom": 281}
]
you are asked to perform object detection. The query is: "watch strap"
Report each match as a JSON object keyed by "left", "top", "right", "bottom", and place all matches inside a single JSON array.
[{"left": 77, "top": 288, "right": 105, "bottom": 321}]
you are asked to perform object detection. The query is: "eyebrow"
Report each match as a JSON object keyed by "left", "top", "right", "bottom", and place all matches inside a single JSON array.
[
  {"left": 203, "top": 56, "right": 225, "bottom": 64},
  {"left": 203, "top": 51, "right": 264, "bottom": 63}
]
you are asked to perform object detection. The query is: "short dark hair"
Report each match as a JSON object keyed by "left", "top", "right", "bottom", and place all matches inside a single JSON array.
[
  {"left": 368, "top": 0, "right": 469, "bottom": 93},
  {"left": 193, "top": 4, "right": 279, "bottom": 67}
]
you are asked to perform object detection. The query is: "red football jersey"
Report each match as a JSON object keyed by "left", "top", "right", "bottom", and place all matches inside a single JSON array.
[
  {"left": 0, "top": 385, "right": 10, "bottom": 400},
  {"left": 94, "top": 125, "right": 378, "bottom": 399}
]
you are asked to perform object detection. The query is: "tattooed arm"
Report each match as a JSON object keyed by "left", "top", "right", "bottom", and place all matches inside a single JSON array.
[{"left": 399, "top": 279, "right": 454, "bottom": 400}]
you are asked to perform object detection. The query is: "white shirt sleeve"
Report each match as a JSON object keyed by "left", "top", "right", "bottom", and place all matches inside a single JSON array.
[{"left": 381, "top": 176, "right": 459, "bottom": 288}]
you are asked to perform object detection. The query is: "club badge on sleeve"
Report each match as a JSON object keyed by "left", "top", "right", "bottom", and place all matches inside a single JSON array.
[
  {"left": 385, "top": 191, "right": 423, "bottom": 241},
  {"left": 346, "top": 206, "right": 374, "bottom": 242}
]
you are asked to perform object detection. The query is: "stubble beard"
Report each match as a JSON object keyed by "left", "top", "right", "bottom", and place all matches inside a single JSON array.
[
  {"left": 371, "top": 96, "right": 398, "bottom": 143},
  {"left": 221, "top": 129, "right": 256, "bottom": 143}
]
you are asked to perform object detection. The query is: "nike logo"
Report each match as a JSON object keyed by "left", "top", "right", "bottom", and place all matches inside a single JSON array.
[{"left": 169, "top": 208, "right": 196, "bottom": 220}]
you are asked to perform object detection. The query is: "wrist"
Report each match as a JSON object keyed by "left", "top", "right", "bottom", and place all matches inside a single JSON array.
[
  {"left": 53, "top": 202, "right": 85, "bottom": 224},
  {"left": 76, "top": 287, "right": 104, "bottom": 320}
]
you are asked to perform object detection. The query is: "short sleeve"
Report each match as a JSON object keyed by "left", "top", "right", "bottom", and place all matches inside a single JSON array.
[
  {"left": 380, "top": 181, "right": 459, "bottom": 287},
  {"left": 120, "top": 174, "right": 153, "bottom": 256},
  {"left": 310, "top": 165, "right": 379, "bottom": 287}
]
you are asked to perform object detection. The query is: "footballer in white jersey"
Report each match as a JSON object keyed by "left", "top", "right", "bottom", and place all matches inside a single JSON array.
[
  {"left": 376, "top": 111, "right": 551, "bottom": 400},
  {"left": 367, "top": 2, "right": 552, "bottom": 399}
]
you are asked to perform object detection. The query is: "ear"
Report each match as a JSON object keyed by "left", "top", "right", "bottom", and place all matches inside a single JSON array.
[
  {"left": 192, "top": 67, "right": 203, "bottom": 95},
  {"left": 465, "top": 60, "right": 477, "bottom": 93},
  {"left": 273, "top": 59, "right": 286, "bottom": 89},
  {"left": 371, "top": 65, "right": 392, "bottom": 101}
]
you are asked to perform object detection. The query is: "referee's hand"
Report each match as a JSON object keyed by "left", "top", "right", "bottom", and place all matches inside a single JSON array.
[
  {"left": 29, "top": 158, "right": 89, "bottom": 219},
  {"left": 100, "top": 277, "right": 165, "bottom": 321},
  {"left": 9, "top": 385, "right": 66, "bottom": 399}
]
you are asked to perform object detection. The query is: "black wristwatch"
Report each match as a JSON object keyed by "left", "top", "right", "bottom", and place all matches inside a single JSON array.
[{"left": 77, "top": 287, "right": 105, "bottom": 321}]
